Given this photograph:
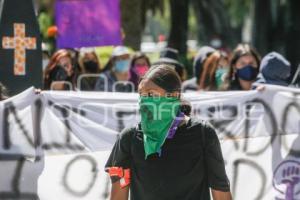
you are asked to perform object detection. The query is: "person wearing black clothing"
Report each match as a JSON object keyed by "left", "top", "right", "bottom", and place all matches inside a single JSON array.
[
  {"left": 105, "top": 64, "right": 232, "bottom": 200},
  {"left": 254, "top": 52, "right": 291, "bottom": 87},
  {"left": 182, "top": 46, "right": 215, "bottom": 92},
  {"left": 77, "top": 49, "right": 101, "bottom": 91},
  {"left": 43, "top": 49, "right": 77, "bottom": 90}
]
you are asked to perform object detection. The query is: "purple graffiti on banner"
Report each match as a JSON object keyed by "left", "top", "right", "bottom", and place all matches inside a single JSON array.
[
  {"left": 55, "top": 0, "right": 122, "bottom": 48},
  {"left": 273, "top": 160, "right": 300, "bottom": 200}
]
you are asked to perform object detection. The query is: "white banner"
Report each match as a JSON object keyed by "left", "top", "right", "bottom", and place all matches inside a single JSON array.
[{"left": 0, "top": 85, "right": 299, "bottom": 200}]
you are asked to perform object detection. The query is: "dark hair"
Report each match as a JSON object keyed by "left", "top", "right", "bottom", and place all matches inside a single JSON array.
[
  {"left": 153, "top": 59, "right": 184, "bottom": 80},
  {"left": 230, "top": 44, "right": 261, "bottom": 68},
  {"left": 44, "top": 49, "right": 72, "bottom": 89},
  {"left": 199, "top": 51, "right": 229, "bottom": 90},
  {"left": 193, "top": 46, "right": 216, "bottom": 81},
  {"left": 129, "top": 52, "right": 151, "bottom": 90},
  {"left": 79, "top": 51, "right": 101, "bottom": 73},
  {"left": 143, "top": 64, "right": 181, "bottom": 92},
  {"left": 226, "top": 44, "right": 261, "bottom": 90},
  {"left": 141, "top": 64, "right": 192, "bottom": 115},
  {"left": 154, "top": 47, "right": 185, "bottom": 80}
]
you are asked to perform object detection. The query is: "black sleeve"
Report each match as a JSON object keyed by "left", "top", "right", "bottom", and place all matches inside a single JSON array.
[
  {"left": 105, "top": 127, "right": 134, "bottom": 183},
  {"left": 203, "top": 123, "right": 230, "bottom": 192}
]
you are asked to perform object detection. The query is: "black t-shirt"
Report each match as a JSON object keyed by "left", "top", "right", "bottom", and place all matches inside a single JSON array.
[{"left": 105, "top": 118, "right": 230, "bottom": 200}]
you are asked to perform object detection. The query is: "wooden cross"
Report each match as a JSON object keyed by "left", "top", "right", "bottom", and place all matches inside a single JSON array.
[{"left": 2, "top": 23, "right": 37, "bottom": 75}]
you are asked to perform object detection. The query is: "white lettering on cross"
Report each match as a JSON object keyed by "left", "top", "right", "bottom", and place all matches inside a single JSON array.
[{"left": 2, "top": 23, "right": 37, "bottom": 75}]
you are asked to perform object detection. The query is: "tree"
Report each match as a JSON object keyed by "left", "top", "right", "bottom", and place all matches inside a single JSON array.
[
  {"left": 192, "top": 0, "right": 237, "bottom": 48},
  {"left": 285, "top": 0, "right": 300, "bottom": 74},
  {"left": 120, "top": 0, "right": 163, "bottom": 50},
  {"left": 120, "top": 0, "right": 143, "bottom": 50},
  {"left": 251, "top": 0, "right": 300, "bottom": 73},
  {"left": 168, "top": 0, "right": 189, "bottom": 56},
  {"left": 252, "top": 0, "right": 273, "bottom": 55}
]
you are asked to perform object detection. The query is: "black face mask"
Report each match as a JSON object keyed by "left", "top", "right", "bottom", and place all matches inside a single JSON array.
[
  {"left": 49, "top": 65, "right": 68, "bottom": 81},
  {"left": 83, "top": 60, "right": 99, "bottom": 73}
]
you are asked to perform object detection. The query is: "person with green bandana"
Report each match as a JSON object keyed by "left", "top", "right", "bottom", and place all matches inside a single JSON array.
[{"left": 105, "top": 64, "right": 232, "bottom": 200}]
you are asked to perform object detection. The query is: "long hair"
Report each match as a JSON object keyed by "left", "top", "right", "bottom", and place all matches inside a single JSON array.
[
  {"left": 129, "top": 52, "right": 150, "bottom": 90},
  {"left": 78, "top": 51, "right": 101, "bottom": 74},
  {"left": 43, "top": 49, "right": 73, "bottom": 90},
  {"left": 226, "top": 44, "right": 261, "bottom": 89},
  {"left": 198, "top": 51, "right": 228, "bottom": 91}
]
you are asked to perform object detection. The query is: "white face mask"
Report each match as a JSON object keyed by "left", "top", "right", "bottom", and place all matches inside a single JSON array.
[{"left": 210, "top": 39, "right": 222, "bottom": 48}]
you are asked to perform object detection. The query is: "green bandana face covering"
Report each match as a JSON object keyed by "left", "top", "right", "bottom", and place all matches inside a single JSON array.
[{"left": 139, "top": 96, "right": 180, "bottom": 158}]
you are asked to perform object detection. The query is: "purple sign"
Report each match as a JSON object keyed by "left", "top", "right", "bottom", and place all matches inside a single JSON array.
[{"left": 55, "top": 0, "right": 122, "bottom": 48}]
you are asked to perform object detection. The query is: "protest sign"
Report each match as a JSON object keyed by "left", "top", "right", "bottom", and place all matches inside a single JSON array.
[
  {"left": 55, "top": 0, "right": 122, "bottom": 48},
  {"left": 0, "top": 85, "right": 300, "bottom": 199},
  {"left": 0, "top": 0, "right": 42, "bottom": 95}
]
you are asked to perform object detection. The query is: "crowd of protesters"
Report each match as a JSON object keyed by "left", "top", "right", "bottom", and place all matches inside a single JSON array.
[
  {"left": 0, "top": 43, "right": 298, "bottom": 98},
  {"left": 0, "top": 41, "right": 298, "bottom": 200}
]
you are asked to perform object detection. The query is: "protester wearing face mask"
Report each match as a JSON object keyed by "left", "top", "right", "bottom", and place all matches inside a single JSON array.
[
  {"left": 198, "top": 51, "right": 229, "bottom": 91},
  {"left": 43, "top": 49, "right": 76, "bottom": 90},
  {"left": 215, "top": 56, "right": 230, "bottom": 90},
  {"left": 253, "top": 52, "right": 291, "bottom": 87},
  {"left": 182, "top": 46, "right": 216, "bottom": 92},
  {"left": 77, "top": 48, "right": 101, "bottom": 91},
  {"left": 94, "top": 46, "right": 134, "bottom": 92},
  {"left": 105, "top": 64, "right": 232, "bottom": 200},
  {"left": 128, "top": 52, "right": 150, "bottom": 91},
  {"left": 226, "top": 44, "right": 261, "bottom": 90}
]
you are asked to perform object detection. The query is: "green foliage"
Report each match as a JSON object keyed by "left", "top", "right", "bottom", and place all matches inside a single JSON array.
[
  {"left": 188, "top": 5, "right": 198, "bottom": 40},
  {"left": 223, "top": 0, "right": 251, "bottom": 27},
  {"left": 152, "top": 0, "right": 170, "bottom": 30},
  {"left": 144, "top": 0, "right": 170, "bottom": 42},
  {"left": 38, "top": 12, "right": 52, "bottom": 39}
]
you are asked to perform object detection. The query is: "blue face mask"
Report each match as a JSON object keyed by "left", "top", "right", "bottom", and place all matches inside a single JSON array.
[
  {"left": 236, "top": 65, "right": 258, "bottom": 81},
  {"left": 114, "top": 60, "right": 130, "bottom": 72}
]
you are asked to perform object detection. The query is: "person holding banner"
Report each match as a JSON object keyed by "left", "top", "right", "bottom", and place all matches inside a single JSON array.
[
  {"left": 254, "top": 52, "right": 291, "bottom": 87},
  {"left": 105, "top": 64, "right": 232, "bottom": 200},
  {"left": 43, "top": 49, "right": 76, "bottom": 90}
]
